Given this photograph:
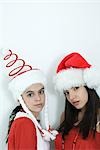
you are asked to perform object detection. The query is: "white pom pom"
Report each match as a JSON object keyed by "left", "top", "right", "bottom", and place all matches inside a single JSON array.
[
  {"left": 50, "top": 130, "right": 58, "bottom": 137},
  {"left": 42, "top": 129, "right": 51, "bottom": 141},
  {"left": 42, "top": 129, "right": 58, "bottom": 141}
]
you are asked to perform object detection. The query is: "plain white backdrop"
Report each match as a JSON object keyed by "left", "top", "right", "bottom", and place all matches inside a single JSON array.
[{"left": 0, "top": 1, "right": 100, "bottom": 149}]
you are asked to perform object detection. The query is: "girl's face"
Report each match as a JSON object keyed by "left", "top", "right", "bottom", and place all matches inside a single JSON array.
[
  {"left": 64, "top": 86, "right": 88, "bottom": 109},
  {"left": 22, "top": 83, "right": 45, "bottom": 118}
]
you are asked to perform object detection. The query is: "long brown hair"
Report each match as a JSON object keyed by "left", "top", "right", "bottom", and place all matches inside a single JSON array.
[{"left": 59, "top": 87, "right": 100, "bottom": 139}]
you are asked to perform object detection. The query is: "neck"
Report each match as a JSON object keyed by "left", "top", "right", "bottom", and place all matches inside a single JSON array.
[
  {"left": 74, "top": 106, "right": 86, "bottom": 126},
  {"left": 32, "top": 112, "right": 39, "bottom": 119}
]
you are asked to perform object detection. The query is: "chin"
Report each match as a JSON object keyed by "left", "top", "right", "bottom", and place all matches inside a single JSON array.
[
  {"left": 36, "top": 108, "right": 43, "bottom": 112},
  {"left": 75, "top": 106, "right": 82, "bottom": 109}
]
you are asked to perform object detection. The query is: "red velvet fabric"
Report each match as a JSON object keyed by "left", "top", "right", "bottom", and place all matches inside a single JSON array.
[
  {"left": 57, "top": 52, "right": 91, "bottom": 73},
  {"left": 55, "top": 128, "right": 100, "bottom": 150},
  {"left": 8, "top": 117, "right": 37, "bottom": 150}
]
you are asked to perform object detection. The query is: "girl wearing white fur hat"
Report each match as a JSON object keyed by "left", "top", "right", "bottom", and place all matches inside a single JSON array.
[
  {"left": 54, "top": 52, "right": 100, "bottom": 150},
  {"left": 2, "top": 49, "right": 57, "bottom": 150}
]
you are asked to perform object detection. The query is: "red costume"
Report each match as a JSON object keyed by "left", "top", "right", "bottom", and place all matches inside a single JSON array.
[{"left": 55, "top": 128, "right": 100, "bottom": 150}]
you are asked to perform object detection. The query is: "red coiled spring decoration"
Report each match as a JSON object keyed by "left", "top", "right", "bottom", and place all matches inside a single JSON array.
[{"left": 4, "top": 49, "right": 33, "bottom": 78}]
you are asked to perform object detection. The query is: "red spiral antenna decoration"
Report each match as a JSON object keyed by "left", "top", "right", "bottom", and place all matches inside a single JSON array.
[{"left": 3, "top": 49, "right": 35, "bottom": 78}]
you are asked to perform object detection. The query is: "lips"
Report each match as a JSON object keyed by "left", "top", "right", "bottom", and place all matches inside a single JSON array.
[
  {"left": 35, "top": 104, "right": 42, "bottom": 107},
  {"left": 72, "top": 101, "right": 80, "bottom": 106}
]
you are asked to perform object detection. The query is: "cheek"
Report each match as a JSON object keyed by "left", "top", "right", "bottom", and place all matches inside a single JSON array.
[
  {"left": 81, "top": 90, "right": 88, "bottom": 103},
  {"left": 42, "top": 95, "right": 45, "bottom": 105},
  {"left": 42, "top": 97, "right": 45, "bottom": 105},
  {"left": 25, "top": 99, "right": 30, "bottom": 106},
  {"left": 23, "top": 97, "right": 33, "bottom": 106},
  {"left": 84, "top": 93, "right": 88, "bottom": 103}
]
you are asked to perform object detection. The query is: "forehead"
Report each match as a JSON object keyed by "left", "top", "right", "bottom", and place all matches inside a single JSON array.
[
  {"left": 64, "top": 87, "right": 78, "bottom": 92},
  {"left": 64, "top": 86, "right": 85, "bottom": 91},
  {"left": 24, "top": 83, "right": 44, "bottom": 92}
]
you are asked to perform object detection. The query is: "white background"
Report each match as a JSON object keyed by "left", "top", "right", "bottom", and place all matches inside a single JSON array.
[{"left": 0, "top": 0, "right": 100, "bottom": 149}]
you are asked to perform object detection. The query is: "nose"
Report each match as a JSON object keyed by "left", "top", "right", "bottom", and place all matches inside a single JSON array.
[
  {"left": 34, "top": 93, "right": 41, "bottom": 101},
  {"left": 69, "top": 90, "right": 76, "bottom": 101}
]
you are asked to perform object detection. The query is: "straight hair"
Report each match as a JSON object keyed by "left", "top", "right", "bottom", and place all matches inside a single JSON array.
[{"left": 59, "top": 87, "right": 100, "bottom": 139}]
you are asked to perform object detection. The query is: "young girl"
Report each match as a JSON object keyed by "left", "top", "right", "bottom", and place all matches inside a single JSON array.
[
  {"left": 3, "top": 49, "right": 57, "bottom": 150},
  {"left": 54, "top": 52, "right": 100, "bottom": 150}
]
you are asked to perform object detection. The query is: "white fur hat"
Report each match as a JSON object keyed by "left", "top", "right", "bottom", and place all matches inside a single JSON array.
[
  {"left": 54, "top": 52, "right": 100, "bottom": 97},
  {"left": 3, "top": 49, "right": 49, "bottom": 130},
  {"left": 8, "top": 69, "right": 47, "bottom": 101}
]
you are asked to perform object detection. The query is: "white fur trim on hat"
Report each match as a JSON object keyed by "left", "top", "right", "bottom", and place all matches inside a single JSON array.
[
  {"left": 54, "top": 68, "right": 85, "bottom": 92},
  {"left": 84, "top": 67, "right": 100, "bottom": 97},
  {"left": 8, "top": 69, "right": 47, "bottom": 101},
  {"left": 84, "top": 67, "right": 100, "bottom": 89}
]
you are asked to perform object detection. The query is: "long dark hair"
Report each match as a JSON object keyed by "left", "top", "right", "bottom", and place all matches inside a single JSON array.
[
  {"left": 59, "top": 86, "right": 100, "bottom": 139},
  {"left": 6, "top": 105, "right": 22, "bottom": 143}
]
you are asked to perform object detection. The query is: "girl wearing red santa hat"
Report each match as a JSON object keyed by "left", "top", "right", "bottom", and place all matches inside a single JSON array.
[
  {"left": 2, "top": 49, "right": 57, "bottom": 150},
  {"left": 54, "top": 52, "right": 100, "bottom": 150}
]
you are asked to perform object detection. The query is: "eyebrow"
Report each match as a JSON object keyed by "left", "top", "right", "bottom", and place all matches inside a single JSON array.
[{"left": 26, "top": 87, "right": 44, "bottom": 94}]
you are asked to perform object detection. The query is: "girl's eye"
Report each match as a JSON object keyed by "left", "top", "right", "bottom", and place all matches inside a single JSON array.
[
  {"left": 27, "top": 93, "right": 34, "bottom": 97},
  {"left": 64, "top": 90, "right": 69, "bottom": 95},
  {"left": 39, "top": 89, "right": 44, "bottom": 95},
  {"left": 74, "top": 87, "right": 79, "bottom": 90},
  {"left": 66, "top": 91, "right": 69, "bottom": 95}
]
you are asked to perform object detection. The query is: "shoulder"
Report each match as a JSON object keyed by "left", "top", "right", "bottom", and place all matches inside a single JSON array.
[
  {"left": 12, "top": 117, "right": 36, "bottom": 132},
  {"left": 14, "top": 117, "right": 35, "bottom": 125},
  {"left": 8, "top": 117, "right": 37, "bottom": 148}
]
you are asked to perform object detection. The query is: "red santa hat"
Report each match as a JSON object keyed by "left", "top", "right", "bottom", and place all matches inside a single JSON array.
[
  {"left": 54, "top": 52, "right": 100, "bottom": 97},
  {"left": 2, "top": 49, "right": 58, "bottom": 141}
]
